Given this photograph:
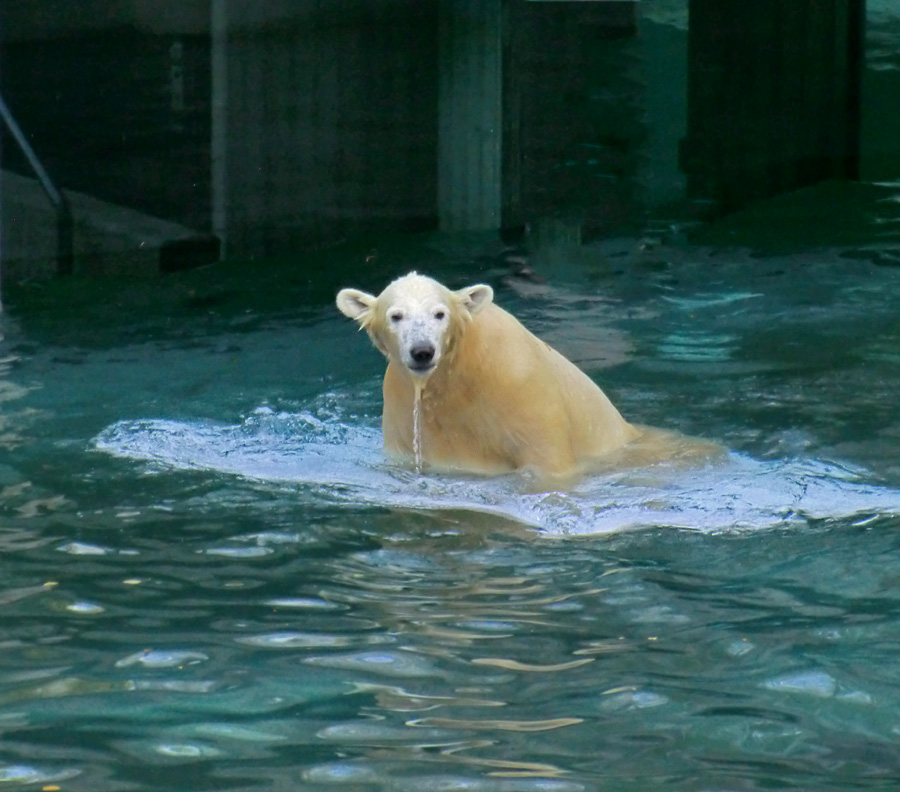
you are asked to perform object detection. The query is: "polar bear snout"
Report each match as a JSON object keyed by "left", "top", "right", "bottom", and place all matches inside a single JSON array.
[
  {"left": 403, "top": 333, "right": 439, "bottom": 374},
  {"left": 397, "top": 316, "right": 444, "bottom": 374},
  {"left": 409, "top": 343, "right": 436, "bottom": 370}
]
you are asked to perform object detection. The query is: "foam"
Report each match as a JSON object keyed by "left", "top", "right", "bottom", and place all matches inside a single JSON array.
[{"left": 93, "top": 402, "right": 900, "bottom": 535}]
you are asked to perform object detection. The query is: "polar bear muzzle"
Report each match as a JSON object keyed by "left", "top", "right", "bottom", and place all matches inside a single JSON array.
[{"left": 409, "top": 343, "right": 436, "bottom": 371}]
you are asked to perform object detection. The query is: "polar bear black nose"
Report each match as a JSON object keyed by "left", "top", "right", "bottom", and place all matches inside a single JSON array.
[{"left": 410, "top": 344, "right": 435, "bottom": 366}]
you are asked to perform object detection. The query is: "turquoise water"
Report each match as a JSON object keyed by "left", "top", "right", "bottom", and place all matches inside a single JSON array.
[{"left": 3, "top": 219, "right": 900, "bottom": 790}]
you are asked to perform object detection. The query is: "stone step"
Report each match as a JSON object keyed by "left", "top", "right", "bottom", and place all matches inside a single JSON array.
[{"left": 1, "top": 170, "right": 219, "bottom": 281}]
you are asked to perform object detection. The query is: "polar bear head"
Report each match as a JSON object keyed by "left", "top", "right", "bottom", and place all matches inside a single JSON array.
[{"left": 336, "top": 272, "right": 493, "bottom": 378}]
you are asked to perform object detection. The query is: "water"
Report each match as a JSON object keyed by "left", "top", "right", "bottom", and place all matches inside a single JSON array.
[
  {"left": 3, "top": 213, "right": 900, "bottom": 790},
  {"left": 413, "top": 383, "right": 424, "bottom": 473}
]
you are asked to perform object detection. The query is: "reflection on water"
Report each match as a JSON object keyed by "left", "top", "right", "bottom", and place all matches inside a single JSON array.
[
  {"left": 0, "top": 328, "right": 38, "bottom": 455},
  {"left": 2, "top": 221, "right": 900, "bottom": 789}
]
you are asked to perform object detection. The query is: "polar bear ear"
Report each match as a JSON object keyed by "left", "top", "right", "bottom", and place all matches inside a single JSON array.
[
  {"left": 456, "top": 284, "right": 494, "bottom": 316},
  {"left": 336, "top": 288, "right": 377, "bottom": 324}
]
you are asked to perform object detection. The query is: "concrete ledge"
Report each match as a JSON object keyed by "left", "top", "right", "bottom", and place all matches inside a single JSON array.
[{"left": 1, "top": 170, "right": 219, "bottom": 281}]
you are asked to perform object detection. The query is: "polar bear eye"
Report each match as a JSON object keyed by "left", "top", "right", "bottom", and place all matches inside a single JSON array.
[
  {"left": 434, "top": 310, "right": 446, "bottom": 321},
  {"left": 389, "top": 311, "right": 404, "bottom": 323}
]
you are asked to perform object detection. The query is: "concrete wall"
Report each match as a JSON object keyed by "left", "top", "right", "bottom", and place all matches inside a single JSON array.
[
  {"left": 683, "top": 0, "right": 864, "bottom": 209},
  {"left": 437, "top": 0, "right": 503, "bottom": 231},
  {"left": 5, "top": 0, "right": 897, "bottom": 275},
  {"left": 504, "top": 0, "right": 644, "bottom": 236},
  {"left": 218, "top": 1, "right": 438, "bottom": 258},
  {"left": 861, "top": 0, "right": 900, "bottom": 181},
  {"left": 133, "top": 0, "right": 210, "bottom": 34},
  {"left": 1, "top": 0, "right": 208, "bottom": 40}
]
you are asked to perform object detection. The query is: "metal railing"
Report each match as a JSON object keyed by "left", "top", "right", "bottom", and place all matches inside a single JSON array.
[{"left": 0, "top": 91, "right": 73, "bottom": 275}]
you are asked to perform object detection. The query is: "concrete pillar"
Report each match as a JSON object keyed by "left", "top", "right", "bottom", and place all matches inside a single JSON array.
[
  {"left": 438, "top": 0, "right": 504, "bottom": 231},
  {"left": 211, "top": 0, "right": 228, "bottom": 258}
]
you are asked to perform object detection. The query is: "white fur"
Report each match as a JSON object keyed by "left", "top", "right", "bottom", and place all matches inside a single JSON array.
[
  {"left": 337, "top": 272, "right": 492, "bottom": 379},
  {"left": 337, "top": 271, "right": 716, "bottom": 485}
]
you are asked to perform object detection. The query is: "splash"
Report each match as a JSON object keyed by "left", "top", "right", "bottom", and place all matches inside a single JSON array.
[{"left": 93, "top": 400, "right": 900, "bottom": 536}]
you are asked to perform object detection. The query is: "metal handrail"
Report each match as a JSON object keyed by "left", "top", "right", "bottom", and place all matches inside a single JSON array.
[{"left": 0, "top": 91, "right": 73, "bottom": 276}]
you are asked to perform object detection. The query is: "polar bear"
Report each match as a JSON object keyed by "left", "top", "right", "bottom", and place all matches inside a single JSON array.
[{"left": 337, "top": 271, "right": 708, "bottom": 486}]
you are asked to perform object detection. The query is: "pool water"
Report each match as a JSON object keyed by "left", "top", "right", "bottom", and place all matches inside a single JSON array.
[{"left": 2, "top": 212, "right": 900, "bottom": 790}]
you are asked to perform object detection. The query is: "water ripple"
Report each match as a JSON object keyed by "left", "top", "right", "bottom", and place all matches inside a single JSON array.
[
  {"left": 235, "top": 631, "right": 355, "bottom": 649},
  {"left": 304, "top": 650, "right": 443, "bottom": 679},
  {"left": 115, "top": 650, "right": 210, "bottom": 669}
]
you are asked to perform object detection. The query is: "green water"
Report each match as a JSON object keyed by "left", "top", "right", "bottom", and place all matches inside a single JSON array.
[{"left": 3, "top": 208, "right": 900, "bottom": 790}]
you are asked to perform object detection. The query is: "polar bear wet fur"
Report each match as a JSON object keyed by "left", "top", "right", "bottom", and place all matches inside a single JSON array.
[{"left": 337, "top": 271, "right": 708, "bottom": 484}]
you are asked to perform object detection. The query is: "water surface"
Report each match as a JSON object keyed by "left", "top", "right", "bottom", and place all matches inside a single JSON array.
[{"left": 2, "top": 216, "right": 900, "bottom": 790}]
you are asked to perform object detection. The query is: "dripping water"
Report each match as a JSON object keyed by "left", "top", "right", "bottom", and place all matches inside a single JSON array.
[{"left": 412, "top": 382, "right": 423, "bottom": 473}]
